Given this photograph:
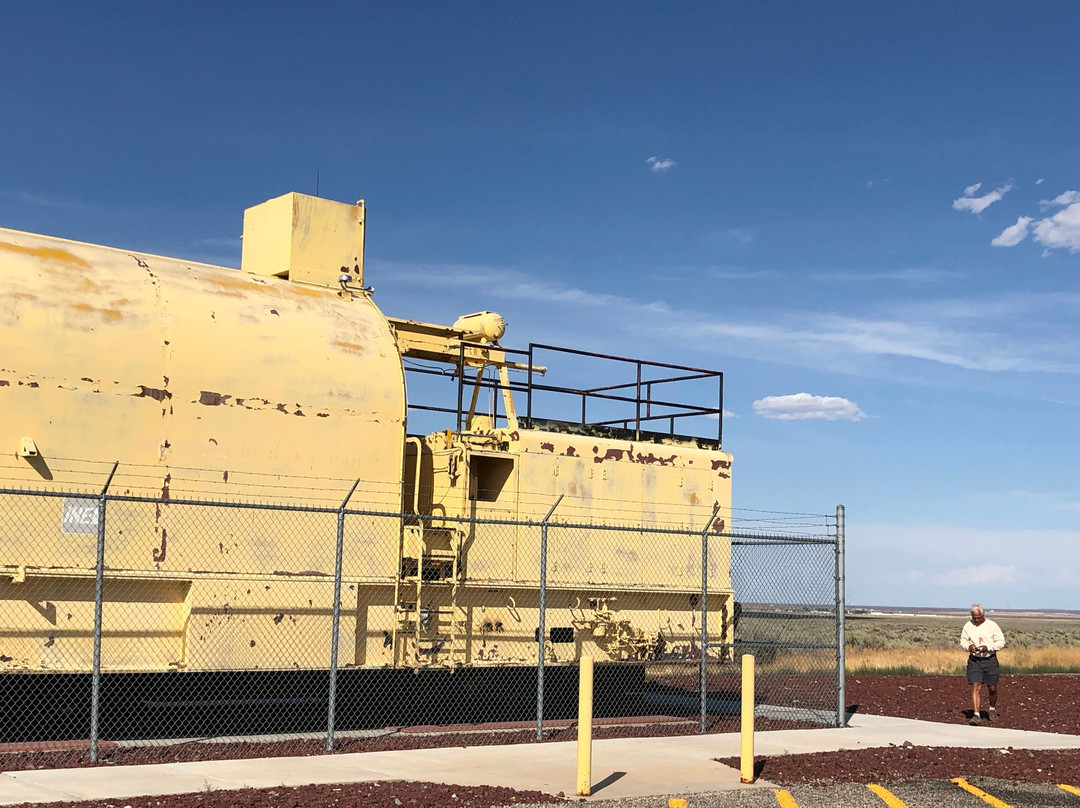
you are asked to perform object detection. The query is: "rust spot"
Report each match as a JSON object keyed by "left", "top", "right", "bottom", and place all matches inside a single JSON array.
[
  {"left": 592, "top": 448, "right": 627, "bottom": 464},
  {"left": 81, "top": 377, "right": 93, "bottom": 383},
  {"left": 161, "top": 473, "right": 171, "bottom": 501},
  {"left": 564, "top": 446, "right": 578, "bottom": 457},
  {"left": 540, "top": 442, "right": 554, "bottom": 452},
  {"left": 273, "top": 613, "right": 284, "bottom": 624},
  {"left": 710, "top": 459, "right": 732, "bottom": 470},
  {"left": 44, "top": 635, "right": 55, "bottom": 648},
  {"left": 269, "top": 309, "right": 279, "bottom": 316},
  {"left": 276, "top": 403, "right": 288, "bottom": 414},
  {"left": 71, "top": 302, "right": 122, "bottom": 322},
  {"left": 250, "top": 640, "right": 256, "bottom": 647},
  {"left": 0, "top": 380, "right": 8, "bottom": 387},
  {"left": 316, "top": 412, "right": 330, "bottom": 418},
  {"left": 199, "top": 391, "right": 229, "bottom": 406},
  {"left": 332, "top": 340, "right": 366, "bottom": 355},
  {"left": 508, "top": 431, "right": 520, "bottom": 441},
  {"left": 690, "top": 492, "right": 698, "bottom": 504},
  {"left": 634, "top": 452, "right": 676, "bottom": 466},
  {"left": 223, "top": 470, "right": 229, "bottom": 482},
  {"left": 293, "top": 408, "right": 305, "bottom": 417},
  {"left": 153, "top": 528, "right": 168, "bottom": 563},
  {"left": 209, "top": 437, "right": 218, "bottom": 445},
  {"left": 219, "top": 542, "right": 224, "bottom": 554},
  {"left": 0, "top": 241, "right": 92, "bottom": 269},
  {"left": 128, "top": 254, "right": 149, "bottom": 269},
  {"left": 136, "top": 385, "right": 172, "bottom": 401},
  {"left": 712, "top": 517, "right": 726, "bottom": 533},
  {"left": 27, "top": 381, "right": 39, "bottom": 388}
]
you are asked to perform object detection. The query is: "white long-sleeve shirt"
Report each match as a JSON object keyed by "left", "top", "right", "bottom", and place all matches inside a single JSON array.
[{"left": 960, "top": 618, "right": 1005, "bottom": 659}]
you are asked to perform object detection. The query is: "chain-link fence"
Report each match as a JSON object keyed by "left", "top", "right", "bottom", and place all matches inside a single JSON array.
[{"left": 0, "top": 481, "right": 844, "bottom": 762}]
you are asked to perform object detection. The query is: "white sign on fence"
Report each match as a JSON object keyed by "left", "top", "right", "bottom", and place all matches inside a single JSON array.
[{"left": 61, "top": 497, "right": 98, "bottom": 535}]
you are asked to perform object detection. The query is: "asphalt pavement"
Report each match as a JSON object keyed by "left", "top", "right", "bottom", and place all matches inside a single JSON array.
[{"left": 1, "top": 714, "right": 1078, "bottom": 806}]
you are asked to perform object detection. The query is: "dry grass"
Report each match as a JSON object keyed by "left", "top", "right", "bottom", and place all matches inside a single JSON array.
[
  {"left": 735, "top": 614, "right": 1080, "bottom": 675},
  {"left": 846, "top": 646, "right": 1080, "bottom": 675}
]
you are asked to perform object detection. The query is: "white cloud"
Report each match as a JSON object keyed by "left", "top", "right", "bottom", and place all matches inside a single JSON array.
[
  {"left": 376, "top": 261, "right": 1080, "bottom": 378},
  {"left": 849, "top": 523, "right": 1080, "bottom": 608},
  {"left": 0, "top": 189, "right": 89, "bottom": 211},
  {"left": 952, "top": 182, "right": 1014, "bottom": 214},
  {"left": 810, "top": 268, "right": 960, "bottom": 283},
  {"left": 1039, "top": 190, "right": 1080, "bottom": 211},
  {"left": 990, "top": 193, "right": 1080, "bottom": 254},
  {"left": 689, "top": 309, "right": 1079, "bottom": 375},
  {"left": 991, "top": 216, "right": 1032, "bottom": 247},
  {"left": 708, "top": 267, "right": 783, "bottom": 280},
  {"left": 1032, "top": 202, "right": 1080, "bottom": 253},
  {"left": 646, "top": 156, "right": 676, "bottom": 173},
  {"left": 701, "top": 227, "right": 755, "bottom": 248},
  {"left": 980, "top": 191, "right": 1080, "bottom": 253},
  {"left": 930, "top": 564, "right": 1018, "bottom": 587},
  {"left": 968, "top": 490, "right": 1080, "bottom": 513},
  {"left": 1036, "top": 178, "right": 1045, "bottom": 185},
  {"left": 752, "top": 393, "right": 866, "bottom": 421}
]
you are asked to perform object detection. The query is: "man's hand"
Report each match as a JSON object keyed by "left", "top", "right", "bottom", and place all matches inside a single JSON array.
[
  {"left": 968, "top": 643, "right": 977, "bottom": 652},
  {"left": 979, "top": 645, "right": 988, "bottom": 652}
]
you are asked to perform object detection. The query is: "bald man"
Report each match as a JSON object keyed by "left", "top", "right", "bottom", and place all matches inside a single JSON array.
[{"left": 959, "top": 603, "right": 1005, "bottom": 725}]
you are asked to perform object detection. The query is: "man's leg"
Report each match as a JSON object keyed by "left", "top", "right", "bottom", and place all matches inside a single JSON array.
[
  {"left": 987, "top": 684, "right": 998, "bottom": 720},
  {"left": 970, "top": 681, "right": 982, "bottom": 719}
]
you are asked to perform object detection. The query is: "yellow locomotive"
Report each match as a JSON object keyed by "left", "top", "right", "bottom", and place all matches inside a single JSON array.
[{"left": 0, "top": 192, "right": 734, "bottom": 681}]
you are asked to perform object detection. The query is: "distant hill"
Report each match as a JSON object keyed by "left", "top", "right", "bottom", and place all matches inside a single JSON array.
[{"left": 849, "top": 605, "right": 1080, "bottom": 620}]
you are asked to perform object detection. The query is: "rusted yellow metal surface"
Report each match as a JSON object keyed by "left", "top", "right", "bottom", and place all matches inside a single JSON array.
[
  {"left": 241, "top": 192, "right": 366, "bottom": 288},
  {"left": 0, "top": 192, "right": 734, "bottom": 674}
]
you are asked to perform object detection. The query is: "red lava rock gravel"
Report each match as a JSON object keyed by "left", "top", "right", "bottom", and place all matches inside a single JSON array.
[
  {"left": 4, "top": 782, "right": 562, "bottom": 808},
  {"left": 3, "top": 674, "right": 1078, "bottom": 806},
  {"left": 716, "top": 672, "right": 1080, "bottom": 787}
]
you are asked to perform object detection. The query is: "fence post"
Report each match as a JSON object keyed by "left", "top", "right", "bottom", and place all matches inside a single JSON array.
[
  {"left": 89, "top": 461, "right": 119, "bottom": 763},
  {"left": 699, "top": 503, "right": 722, "bottom": 733},
  {"left": 327, "top": 479, "right": 361, "bottom": 751},
  {"left": 536, "top": 495, "right": 563, "bottom": 741},
  {"left": 835, "top": 504, "right": 846, "bottom": 727}
]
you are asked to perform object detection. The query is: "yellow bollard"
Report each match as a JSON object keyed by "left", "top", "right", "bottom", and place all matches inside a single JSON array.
[
  {"left": 576, "top": 655, "right": 593, "bottom": 796},
  {"left": 740, "top": 653, "right": 755, "bottom": 784}
]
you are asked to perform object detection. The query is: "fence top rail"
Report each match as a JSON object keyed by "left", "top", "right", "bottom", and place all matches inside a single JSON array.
[{"left": 0, "top": 485, "right": 836, "bottom": 541}]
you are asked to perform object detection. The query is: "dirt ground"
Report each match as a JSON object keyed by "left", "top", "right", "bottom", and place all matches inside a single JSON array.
[{"left": 2, "top": 673, "right": 1078, "bottom": 807}]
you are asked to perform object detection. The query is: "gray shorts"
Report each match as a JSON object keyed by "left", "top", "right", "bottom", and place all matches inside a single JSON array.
[{"left": 967, "top": 654, "right": 1000, "bottom": 685}]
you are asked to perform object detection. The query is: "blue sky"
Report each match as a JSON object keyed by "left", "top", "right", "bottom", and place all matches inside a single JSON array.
[{"left": 3, "top": 3, "right": 1077, "bottom": 609}]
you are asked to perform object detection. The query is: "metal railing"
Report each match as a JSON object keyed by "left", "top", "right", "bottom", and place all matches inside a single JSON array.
[{"left": 403, "top": 342, "right": 724, "bottom": 444}]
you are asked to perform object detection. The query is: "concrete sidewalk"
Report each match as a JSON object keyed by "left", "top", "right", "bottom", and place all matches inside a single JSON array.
[{"left": 2, "top": 715, "right": 1078, "bottom": 806}]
